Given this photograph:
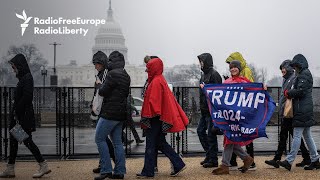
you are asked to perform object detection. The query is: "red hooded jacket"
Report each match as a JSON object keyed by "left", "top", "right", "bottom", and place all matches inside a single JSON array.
[{"left": 141, "top": 58, "right": 189, "bottom": 133}]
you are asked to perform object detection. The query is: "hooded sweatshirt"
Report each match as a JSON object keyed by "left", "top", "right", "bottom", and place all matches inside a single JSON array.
[
  {"left": 198, "top": 53, "right": 222, "bottom": 115},
  {"left": 226, "top": 52, "right": 254, "bottom": 82}
]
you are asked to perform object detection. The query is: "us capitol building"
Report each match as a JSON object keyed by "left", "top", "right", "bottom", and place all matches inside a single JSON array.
[{"left": 56, "top": 0, "right": 146, "bottom": 87}]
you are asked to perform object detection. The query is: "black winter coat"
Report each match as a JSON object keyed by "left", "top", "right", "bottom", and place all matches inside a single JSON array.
[
  {"left": 99, "top": 51, "right": 131, "bottom": 121},
  {"left": 9, "top": 54, "right": 36, "bottom": 132},
  {"left": 287, "top": 54, "right": 315, "bottom": 127},
  {"left": 198, "top": 53, "right": 222, "bottom": 116}
]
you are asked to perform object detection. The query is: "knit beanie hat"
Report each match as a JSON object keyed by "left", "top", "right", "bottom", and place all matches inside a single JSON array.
[{"left": 229, "top": 60, "right": 242, "bottom": 72}]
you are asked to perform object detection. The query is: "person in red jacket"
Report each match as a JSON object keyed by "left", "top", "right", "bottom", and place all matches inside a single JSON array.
[
  {"left": 212, "top": 60, "right": 254, "bottom": 175},
  {"left": 136, "top": 57, "right": 189, "bottom": 178}
]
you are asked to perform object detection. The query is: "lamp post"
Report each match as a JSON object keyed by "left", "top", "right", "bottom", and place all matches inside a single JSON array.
[
  {"left": 40, "top": 66, "right": 47, "bottom": 104},
  {"left": 49, "top": 42, "right": 61, "bottom": 86}
]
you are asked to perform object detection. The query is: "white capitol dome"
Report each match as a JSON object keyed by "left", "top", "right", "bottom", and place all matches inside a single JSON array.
[{"left": 92, "top": 0, "right": 128, "bottom": 64}]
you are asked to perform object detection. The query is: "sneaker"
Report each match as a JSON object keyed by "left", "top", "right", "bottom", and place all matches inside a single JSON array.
[
  {"left": 265, "top": 159, "right": 279, "bottom": 168},
  {"left": 202, "top": 162, "right": 218, "bottom": 168},
  {"left": 136, "top": 173, "right": 154, "bottom": 179},
  {"left": 94, "top": 173, "right": 112, "bottom": 180},
  {"left": 296, "top": 159, "right": 311, "bottom": 167},
  {"left": 111, "top": 174, "right": 124, "bottom": 179},
  {"left": 304, "top": 160, "right": 320, "bottom": 170},
  {"left": 200, "top": 157, "right": 209, "bottom": 165},
  {"left": 277, "top": 160, "right": 292, "bottom": 171},
  {"left": 170, "top": 165, "right": 186, "bottom": 177},
  {"left": 249, "top": 162, "right": 257, "bottom": 170}
]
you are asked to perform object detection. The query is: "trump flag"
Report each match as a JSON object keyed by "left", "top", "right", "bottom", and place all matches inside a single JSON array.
[{"left": 203, "top": 83, "right": 276, "bottom": 142}]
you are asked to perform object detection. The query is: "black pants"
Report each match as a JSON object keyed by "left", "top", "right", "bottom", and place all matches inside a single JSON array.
[
  {"left": 122, "top": 118, "right": 142, "bottom": 142},
  {"left": 274, "top": 118, "right": 310, "bottom": 161},
  {"left": 8, "top": 132, "right": 44, "bottom": 164}
]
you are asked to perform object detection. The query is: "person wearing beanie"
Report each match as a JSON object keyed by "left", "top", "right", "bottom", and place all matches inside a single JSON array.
[
  {"left": 278, "top": 54, "right": 320, "bottom": 171},
  {"left": 197, "top": 53, "right": 222, "bottom": 168},
  {"left": 225, "top": 52, "right": 256, "bottom": 171},
  {"left": 0, "top": 54, "right": 51, "bottom": 178},
  {"left": 265, "top": 59, "right": 311, "bottom": 168},
  {"left": 226, "top": 52, "right": 254, "bottom": 82},
  {"left": 90, "top": 51, "right": 116, "bottom": 174},
  {"left": 212, "top": 60, "right": 254, "bottom": 175}
]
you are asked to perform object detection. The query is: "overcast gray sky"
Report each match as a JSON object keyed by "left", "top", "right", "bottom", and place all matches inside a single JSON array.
[{"left": 1, "top": 0, "right": 320, "bottom": 79}]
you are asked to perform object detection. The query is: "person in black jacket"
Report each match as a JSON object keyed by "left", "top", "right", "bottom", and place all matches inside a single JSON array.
[
  {"left": 278, "top": 54, "right": 320, "bottom": 171},
  {"left": 265, "top": 60, "right": 310, "bottom": 168},
  {"left": 94, "top": 51, "right": 130, "bottom": 180},
  {"left": 90, "top": 51, "right": 116, "bottom": 174},
  {"left": 197, "top": 53, "right": 222, "bottom": 168},
  {"left": 0, "top": 54, "right": 51, "bottom": 178}
]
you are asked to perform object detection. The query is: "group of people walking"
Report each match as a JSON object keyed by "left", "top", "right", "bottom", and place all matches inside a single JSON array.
[{"left": 0, "top": 51, "right": 319, "bottom": 179}]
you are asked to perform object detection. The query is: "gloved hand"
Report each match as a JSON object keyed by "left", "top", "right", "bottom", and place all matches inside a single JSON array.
[
  {"left": 223, "top": 75, "right": 229, "bottom": 80},
  {"left": 284, "top": 89, "right": 289, "bottom": 97}
]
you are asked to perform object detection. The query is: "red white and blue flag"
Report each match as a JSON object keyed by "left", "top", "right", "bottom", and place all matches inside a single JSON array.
[{"left": 203, "top": 83, "right": 276, "bottom": 142}]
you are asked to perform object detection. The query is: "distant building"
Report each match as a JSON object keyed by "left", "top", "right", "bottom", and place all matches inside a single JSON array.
[{"left": 56, "top": 0, "right": 146, "bottom": 87}]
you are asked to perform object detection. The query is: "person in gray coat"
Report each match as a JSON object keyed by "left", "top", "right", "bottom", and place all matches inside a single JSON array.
[{"left": 278, "top": 54, "right": 320, "bottom": 171}]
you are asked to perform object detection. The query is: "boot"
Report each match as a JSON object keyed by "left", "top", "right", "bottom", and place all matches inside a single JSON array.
[
  {"left": 33, "top": 161, "right": 52, "bottom": 178},
  {"left": 0, "top": 164, "right": 15, "bottom": 178},
  {"left": 212, "top": 165, "right": 229, "bottom": 175},
  {"left": 239, "top": 156, "right": 254, "bottom": 173},
  {"left": 93, "top": 165, "right": 101, "bottom": 174}
]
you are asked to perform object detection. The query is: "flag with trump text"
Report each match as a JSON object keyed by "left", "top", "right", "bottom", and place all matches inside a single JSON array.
[{"left": 203, "top": 83, "right": 276, "bottom": 142}]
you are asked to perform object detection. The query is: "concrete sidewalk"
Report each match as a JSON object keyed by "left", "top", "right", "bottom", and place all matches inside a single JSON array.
[{"left": 0, "top": 156, "right": 319, "bottom": 180}]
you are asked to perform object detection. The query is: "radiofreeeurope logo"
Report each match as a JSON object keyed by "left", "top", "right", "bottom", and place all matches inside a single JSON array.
[
  {"left": 15, "top": 10, "right": 106, "bottom": 36},
  {"left": 16, "top": 10, "right": 32, "bottom": 36}
]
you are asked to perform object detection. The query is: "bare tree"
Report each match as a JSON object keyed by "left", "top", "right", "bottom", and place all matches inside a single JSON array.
[
  {"left": 1, "top": 44, "right": 48, "bottom": 86},
  {"left": 248, "top": 63, "right": 268, "bottom": 84},
  {"left": 267, "top": 76, "right": 283, "bottom": 86},
  {"left": 164, "top": 64, "right": 201, "bottom": 87}
]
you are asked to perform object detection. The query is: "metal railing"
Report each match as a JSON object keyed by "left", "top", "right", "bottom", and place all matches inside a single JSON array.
[{"left": 1, "top": 86, "right": 320, "bottom": 159}]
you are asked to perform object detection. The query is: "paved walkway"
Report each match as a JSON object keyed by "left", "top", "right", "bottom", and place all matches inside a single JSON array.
[{"left": 1, "top": 156, "right": 319, "bottom": 180}]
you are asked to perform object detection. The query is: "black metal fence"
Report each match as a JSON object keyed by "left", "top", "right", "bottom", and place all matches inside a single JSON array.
[{"left": 1, "top": 86, "right": 320, "bottom": 160}]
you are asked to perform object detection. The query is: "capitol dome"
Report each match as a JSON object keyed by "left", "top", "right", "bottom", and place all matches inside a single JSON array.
[{"left": 92, "top": 0, "right": 128, "bottom": 64}]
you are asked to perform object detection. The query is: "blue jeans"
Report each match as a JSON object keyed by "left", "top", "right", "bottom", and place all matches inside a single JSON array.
[
  {"left": 141, "top": 117, "right": 185, "bottom": 177},
  {"left": 95, "top": 117, "right": 126, "bottom": 175},
  {"left": 197, "top": 114, "right": 218, "bottom": 163},
  {"left": 286, "top": 127, "right": 320, "bottom": 164}
]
